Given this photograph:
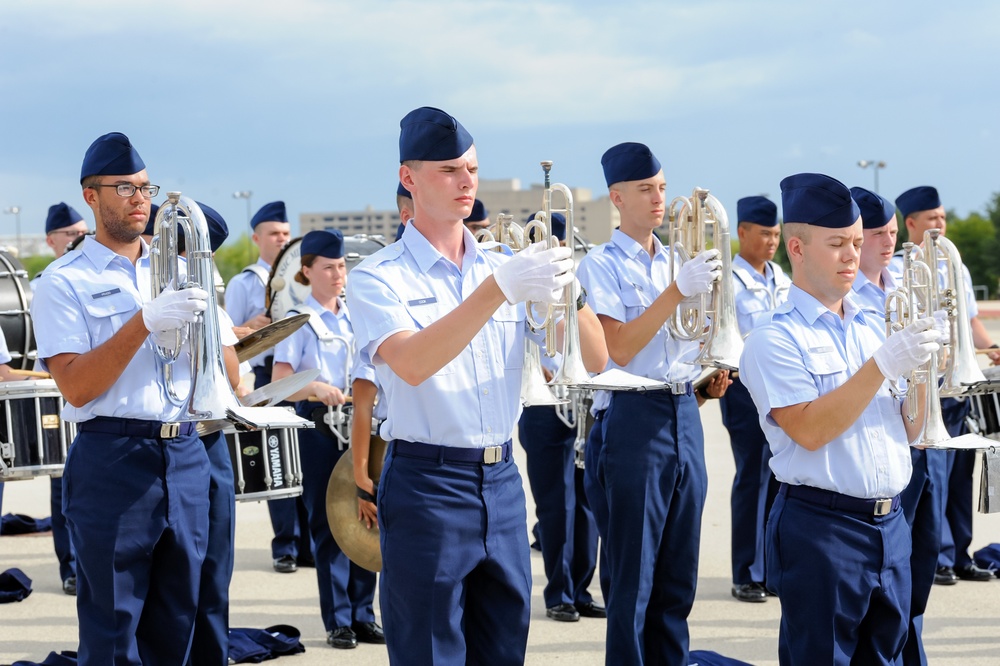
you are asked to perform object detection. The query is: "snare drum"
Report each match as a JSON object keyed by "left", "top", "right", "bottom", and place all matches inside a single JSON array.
[
  {"left": 226, "top": 422, "right": 304, "bottom": 502},
  {"left": 0, "top": 379, "right": 75, "bottom": 480},
  {"left": 0, "top": 251, "right": 36, "bottom": 370},
  {"left": 970, "top": 367, "right": 1000, "bottom": 441}
]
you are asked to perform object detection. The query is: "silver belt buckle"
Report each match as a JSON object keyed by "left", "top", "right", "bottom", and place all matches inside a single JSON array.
[
  {"left": 670, "top": 381, "right": 687, "bottom": 395},
  {"left": 160, "top": 422, "right": 180, "bottom": 439},
  {"left": 482, "top": 446, "right": 503, "bottom": 465},
  {"left": 873, "top": 498, "right": 892, "bottom": 516}
]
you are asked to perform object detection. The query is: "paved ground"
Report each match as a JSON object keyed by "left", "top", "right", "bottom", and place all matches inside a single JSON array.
[{"left": 2, "top": 312, "right": 1000, "bottom": 664}]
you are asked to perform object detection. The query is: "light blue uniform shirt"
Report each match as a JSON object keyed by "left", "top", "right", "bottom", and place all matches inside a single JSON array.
[
  {"left": 731, "top": 254, "right": 791, "bottom": 337},
  {"left": 851, "top": 268, "right": 898, "bottom": 315},
  {"left": 30, "top": 236, "right": 193, "bottom": 422},
  {"left": 224, "top": 258, "right": 271, "bottom": 368},
  {"left": 577, "top": 229, "right": 701, "bottom": 410},
  {"left": 0, "top": 330, "right": 10, "bottom": 365},
  {"left": 351, "top": 347, "right": 388, "bottom": 421},
  {"left": 739, "top": 285, "right": 912, "bottom": 499},
  {"left": 273, "top": 293, "right": 352, "bottom": 391},
  {"left": 889, "top": 249, "right": 978, "bottom": 318},
  {"left": 347, "top": 224, "right": 534, "bottom": 449}
]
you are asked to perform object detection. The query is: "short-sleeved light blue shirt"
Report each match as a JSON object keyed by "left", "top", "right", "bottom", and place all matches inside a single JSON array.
[
  {"left": 30, "top": 236, "right": 194, "bottom": 422},
  {"left": 739, "top": 285, "right": 912, "bottom": 499},
  {"left": 224, "top": 258, "right": 271, "bottom": 367},
  {"left": 731, "top": 254, "right": 791, "bottom": 337},
  {"left": 851, "top": 268, "right": 898, "bottom": 315},
  {"left": 351, "top": 347, "right": 388, "bottom": 421},
  {"left": 347, "top": 224, "right": 531, "bottom": 449},
  {"left": 273, "top": 294, "right": 352, "bottom": 391}
]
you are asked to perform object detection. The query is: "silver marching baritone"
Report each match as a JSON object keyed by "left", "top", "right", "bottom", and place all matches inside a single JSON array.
[
  {"left": 150, "top": 192, "right": 311, "bottom": 431},
  {"left": 666, "top": 188, "right": 743, "bottom": 370},
  {"left": 320, "top": 334, "right": 354, "bottom": 451}
]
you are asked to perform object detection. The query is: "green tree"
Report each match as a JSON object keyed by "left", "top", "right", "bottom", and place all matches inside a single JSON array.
[
  {"left": 947, "top": 213, "right": 999, "bottom": 298},
  {"left": 21, "top": 255, "right": 56, "bottom": 280},
  {"left": 214, "top": 233, "right": 258, "bottom": 284}
]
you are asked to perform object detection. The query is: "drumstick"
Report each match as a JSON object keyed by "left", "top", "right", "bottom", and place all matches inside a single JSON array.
[
  {"left": 7, "top": 368, "right": 52, "bottom": 379},
  {"left": 976, "top": 349, "right": 1000, "bottom": 355},
  {"left": 307, "top": 395, "right": 354, "bottom": 404}
]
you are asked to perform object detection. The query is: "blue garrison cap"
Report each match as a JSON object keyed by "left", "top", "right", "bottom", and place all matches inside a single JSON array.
[
  {"left": 80, "top": 132, "right": 145, "bottom": 183},
  {"left": 850, "top": 187, "right": 895, "bottom": 229},
  {"left": 895, "top": 186, "right": 941, "bottom": 218},
  {"left": 399, "top": 107, "right": 473, "bottom": 162},
  {"left": 143, "top": 204, "right": 160, "bottom": 236},
  {"left": 464, "top": 199, "right": 488, "bottom": 223},
  {"left": 250, "top": 201, "right": 288, "bottom": 229},
  {"left": 301, "top": 229, "right": 344, "bottom": 259},
  {"left": 395, "top": 222, "right": 406, "bottom": 242},
  {"left": 601, "top": 142, "right": 662, "bottom": 187},
  {"left": 396, "top": 182, "right": 412, "bottom": 200},
  {"left": 736, "top": 196, "right": 778, "bottom": 227},
  {"left": 779, "top": 173, "right": 860, "bottom": 228},
  {"left": 526, "top": 212, "right": 567, "bottom": 242},
  {"left": 142, "top": 202, "right": 228, "bottom": 252},
  {"left": 45, "top": 203, "right": 85, "bottom": 233}
]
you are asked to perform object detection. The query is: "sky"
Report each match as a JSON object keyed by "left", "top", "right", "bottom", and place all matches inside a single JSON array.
[{"left": 1, "top": 0, "right": 999, "bottom": 242}]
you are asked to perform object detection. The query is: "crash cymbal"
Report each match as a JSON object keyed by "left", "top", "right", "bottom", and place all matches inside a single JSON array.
[
  {"left": 234, "top": 313, "right": 310, "bottom": 363},
  {"left": 240, "top": 368, "right": 320, "bottom": 407},
  {"left": 326, "top": 435, "right": 388, "bottom": 572}
]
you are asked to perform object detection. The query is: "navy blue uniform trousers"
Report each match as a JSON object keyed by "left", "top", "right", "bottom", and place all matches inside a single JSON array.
[
  {"left": 253, "top": 365, "right": 311, "bottom": 562},
  {"left": 518, "top": 405, "right": 599, "bottom": 609},
  {"left": 582, "top": 408, "right": 611, "bottom": 602},
  {"left": 719, "top": 376, "right": 776, "bottom": 586},
  {"left": 601, "top": 390, "right": 706, "bottom": 666},
  {"left": 49, "top": 476, "right": 76, "bottom": 583},
  {"left": 188, "top": 431, "right": 236, "bottom": 666},
  {"left": 767, "top": 486, "right": 911, "bottom": 666},
  {"left": 65, "top": 425, "right": 210, "bottom": 665},
  {"left": 296, "top": 405, "right": 376, "bottom": 631},
  {"left": 939, "top": 398, "right": 975, "bottom": 570},
  {"left": 377, "top": 441, "right": 531, "bottom": 666}
]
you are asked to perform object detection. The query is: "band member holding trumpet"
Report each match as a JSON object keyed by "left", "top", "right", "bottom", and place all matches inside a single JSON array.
[
  {"left": 31, "top": 132, "right": 226, "bottom": 664},
  {"left": 224, "top": 201, "right": 311, "bottom": 575},
  {"left": 517, "top": 212, "right": 603, "bottom": 624},
  {"left": 348, "top": 107, "right": 607, "bottom": 665},
  {"left": 270, "top": 229, "right": 382, "bottom": 650},
  {"left": 740, "top": 173, "right": 945, "bottom": 665},
  {"left": 576, "top": 142, "right": 729, "bottom": 665}
]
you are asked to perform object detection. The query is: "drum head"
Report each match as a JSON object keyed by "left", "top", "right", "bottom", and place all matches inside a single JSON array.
[
  {"left": 326, "top": 436, "right": 387, "bottom": 572},
  {"left": 0, "top": 251, "right": 35, "bottom": 370}
]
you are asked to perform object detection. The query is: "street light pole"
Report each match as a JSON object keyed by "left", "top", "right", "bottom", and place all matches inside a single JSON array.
[
  {"left": 3, "top": 206, "right": 21, "bottom": 254},
  {"left": 232, "top": 191, "right": 253, "bottom": 267},
  {"left": 856, "top": 160, "right": 887, "bottom": 194}
]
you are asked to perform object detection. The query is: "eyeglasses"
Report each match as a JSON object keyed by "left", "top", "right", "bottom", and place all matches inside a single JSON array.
[
  {"left": 90, "top": 183, "right": 160, "bottom": 199},
  {"left": 48, "top": 229, "right": 87, "bottom": 238}
]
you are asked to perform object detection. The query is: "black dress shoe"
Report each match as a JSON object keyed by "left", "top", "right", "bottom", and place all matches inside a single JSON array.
[
  {"left": 732, "top": 582, "right": 768, "bottom": 603},
  {"left": 327, "top": 626, "right": 358, "bottom": 649},
  {"left": 575, "top": 601, "right": 607, "bottom": 618},
  {"left": 352, "top": 621, "right": 386, "bottom": 644},
  {"left": 62, "top": 576, "right": 77, "bottom": 596},
  {"left": 273, "top": 555, "right": 298, "bottom": 574},
  {"left": 546, "top": 603, "right": 580, "bottom": 622},
  {"left": 296, "top": 555, "right": 315, "bottom": 568},
  {"left": 934, "top": 566, "right": 958, "bottom": 586},
  {"left": 955, "top": 563, "right": 995, "bottom": 581}
]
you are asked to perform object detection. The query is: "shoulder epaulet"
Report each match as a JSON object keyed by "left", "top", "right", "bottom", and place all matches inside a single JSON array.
[{"left": 355, "top": 242, "right": 404, "bottom": 271}]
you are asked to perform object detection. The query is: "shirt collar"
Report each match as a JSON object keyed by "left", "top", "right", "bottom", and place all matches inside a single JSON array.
[
  {"left": 733, "top": 254, "right": 773, "bottom": 280},
  {"left": 81, "top": 235, "right": 149, "bottom": 272},
  {"left": 788, "top": 284, "right": 866, "bottom": 326},
  {"left": 611, "top": 228, "right": 667, "bottom": 262},
  {"left": 402, "top": 222, "right": 483, "bottom": 274},
  {"left": 304, "top": 293, "right": 349, "bottom": 321}
]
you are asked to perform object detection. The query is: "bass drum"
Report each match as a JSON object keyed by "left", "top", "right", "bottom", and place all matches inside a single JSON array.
[
  {"left": 0, "top": 251, "right": 35, "bottom": 370},
  {"left": 266, "top": 234, "right": 387, "bottom": 321}
]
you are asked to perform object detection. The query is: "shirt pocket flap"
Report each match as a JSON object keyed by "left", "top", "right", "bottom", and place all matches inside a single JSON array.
[
  {"left": 619, "top": 284, "right": 650, "bottom": 309},
  {"left": 492, "top": 302, "right": 522, "bottom": 323},
  {"left": 402, "top": 297, "right": 443, "bottom": 330},
  {"left": 83, "top": 290, "right": 136, "bottom": 319},
  {"left": 737, "top": 297, "right": 767, "bottom": 315},
  {"left": 803, "top": 351, "right": 848, "bottom": 376}
]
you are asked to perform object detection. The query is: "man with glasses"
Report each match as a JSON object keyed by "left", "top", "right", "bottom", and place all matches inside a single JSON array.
[
  {"left": 45, "top": 203, "right": 89, "bottom": 257},
  {"left": 31, "top": 132, "right": 223, "bottom": 664}
]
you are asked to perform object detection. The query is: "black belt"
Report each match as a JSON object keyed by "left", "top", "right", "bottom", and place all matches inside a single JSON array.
[
  {"left": 80, "top": 417, "right": 196, "bottom": 440},
  {"left": 781, "top": 483, "right": 899, "bottom": 518},
  {"left": 392, "top": 439, "right": 512, "bottom": 465}
]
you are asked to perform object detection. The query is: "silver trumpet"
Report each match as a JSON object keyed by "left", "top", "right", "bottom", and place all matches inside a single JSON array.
[
  {"left": 321, "top": 334, "right": 354, "bottom": 451},
  {"left": 885, "top": 241, "right": 951, "bottom": 445},
  {"left": 666, "top": 188, "right": 743, "bottom": 370}
]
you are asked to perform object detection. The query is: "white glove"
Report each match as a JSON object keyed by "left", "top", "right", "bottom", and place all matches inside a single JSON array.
[
  {"left": 150, "top": 326, "right": 189, "bottom": 352},
  {"left": 494, "top": 242, "right": 574, "bottom": 305},
  {"left": 872, "top": 317, "right": 941, "bottom": 381},
  {"left": 675, "top": 249, "right": 722, "bottom": 298},
  {"left": 932, "top": 309, "right": 950, "bottom": 344},
  {"left": 142, "top": 286, "right": 209, "bottom": 333}
]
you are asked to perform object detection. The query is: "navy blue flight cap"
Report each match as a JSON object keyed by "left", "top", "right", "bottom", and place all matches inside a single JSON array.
[
  {"left": 895, "top": 186, "right": 941, "bottom": 218},
  {"left": 250, "top": 201, "right": 288, "bottom": 229},
  {"left": 850, "top": 187, "right": 895, "bottom": 229},
  {"left": 399, "top": 107, "right": 474, "bottom": 162},
  {"left": 396, "top": 182, "right": 412, "bottom": 200},
  {"left": 464, "top": 199, "right": 488, "bottom": 223},
  {"left": 601, "top": 142, "right": 662, "bottom": 187},
  {"left": 394, "top": 222, "right": 406, "bottom": 242},
  {"left": 80, "top": 132, "right": 145, "bottom": 183},
  {"left": 736, "top": 196, "right": 778, "bottom": 227},
  {"left": 142, "top": 202, "right": 227, "bottom": 252},
  {"left": 779, "top": 173, "right": 860, "bottom": 228},
  {"left": 526, "top": 212, "right": 567, "bottom": 242},
  {"left": 143, "top": 204, "right": 160, "bottom": 236},
  {"left": 301, "top": 229, "right": 344, "bottom": 259},
  {"left": 45, "top": 203, "right": 85, "bottom": 233}
]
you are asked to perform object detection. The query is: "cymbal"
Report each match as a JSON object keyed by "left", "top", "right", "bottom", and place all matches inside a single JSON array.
[
  {"left": 234, "top": 313, "right": 310, "bottom": 363},
  {"left": 326, "top": 436, "right": 388, "bottom": 572},
  {"left": 240, "top": 368, "right": 320, "bottom": 407}
]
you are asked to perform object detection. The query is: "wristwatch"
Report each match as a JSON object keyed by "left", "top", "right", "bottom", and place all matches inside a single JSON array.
[{"left": 576, "top": 285, "right": 588, "bottom": 311}]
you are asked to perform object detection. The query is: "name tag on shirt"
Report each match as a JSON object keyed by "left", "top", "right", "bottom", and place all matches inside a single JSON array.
[
  {"left": 808, "top": 345, "right": 835, "bottom": 354},
  {"left": 407, "top": 297, "right": 437, "bottom": 307},
  {"left": 91, "top": 288, "right": 122, "bottom": 299}
]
